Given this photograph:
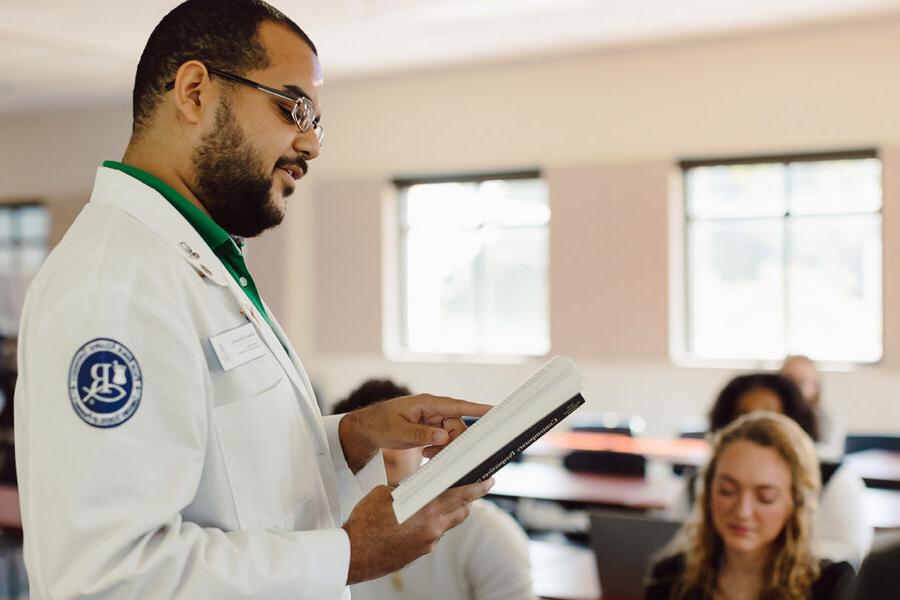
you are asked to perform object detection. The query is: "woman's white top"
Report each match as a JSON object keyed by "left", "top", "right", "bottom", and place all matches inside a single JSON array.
[{"left": 351, "top": 500, "right": 536, "bottom": 600}]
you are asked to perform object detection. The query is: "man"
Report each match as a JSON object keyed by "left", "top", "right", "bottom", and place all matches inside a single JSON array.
[
  {"left": 14, "top": 1, "right": 493, "bottom": 598},
  {"left": 780, "top": 354, "right": 845, "bottom": 459}
]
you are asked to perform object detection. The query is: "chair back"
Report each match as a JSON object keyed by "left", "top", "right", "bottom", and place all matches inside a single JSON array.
[
  {"left": 563, "top": 450, "right": 647, "bottom": 477},
  {"left": 845, "top": 434, "right": 900, "bottom": 454}
]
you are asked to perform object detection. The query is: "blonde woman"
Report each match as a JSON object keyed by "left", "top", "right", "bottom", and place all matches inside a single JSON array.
[{"left": 645, "top": 413, "right": 854, "bottom": 600}]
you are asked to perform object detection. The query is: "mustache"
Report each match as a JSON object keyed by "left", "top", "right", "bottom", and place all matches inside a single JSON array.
[{"left": 275, "top": 156, "right": 308, "bottom": 176}]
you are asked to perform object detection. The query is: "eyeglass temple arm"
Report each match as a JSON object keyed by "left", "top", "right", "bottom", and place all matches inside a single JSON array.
[
  {"left": 206, "top": 67, "right": 298, "bottom": 104},
  {"left": 163, "top": 66, "right": 299, "bottom": 105}
]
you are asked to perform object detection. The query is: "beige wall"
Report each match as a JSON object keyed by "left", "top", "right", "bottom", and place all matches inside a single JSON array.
[
  {"left": 2, "top": 16, "right": 900, "bottom": 435},
  {"left": 303, "top": 16, "right": 900, "bottom": 434},
  {"left": 882, "top": 148, "right": 900, "bottom": 367},
  {"left": 311, "top": 16, "right": 900, "bottom": 179},
  {"left": 313, "top": 179, "right": 384, "bottom": 354},
  {"left": 548, "top": 162, "right": 671, "bottom": 359}
]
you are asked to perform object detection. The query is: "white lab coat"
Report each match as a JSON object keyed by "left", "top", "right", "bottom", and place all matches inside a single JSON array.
[{"left": 15, "top": 166, "right": 385, "bottom": 599}]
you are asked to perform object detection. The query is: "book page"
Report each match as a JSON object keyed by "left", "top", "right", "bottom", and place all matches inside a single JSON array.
[{"left": 392, "top": 355, "right": 582, "bottom": 523}]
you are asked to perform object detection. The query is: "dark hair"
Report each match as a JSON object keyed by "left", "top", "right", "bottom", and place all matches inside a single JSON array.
[
  {"left": 132, "top": 0, "right": 316, "bottom": 135},
  {"left": 708, "top": 373, "right": 819, "bottom": 442},
  {"left": 331, "top": 379, "right": 412, "bottom": 415}
]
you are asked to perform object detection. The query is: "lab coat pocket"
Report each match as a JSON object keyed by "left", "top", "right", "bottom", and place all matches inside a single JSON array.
[{"left": 213, "top": 380, "right": 311, "bottom": 530}]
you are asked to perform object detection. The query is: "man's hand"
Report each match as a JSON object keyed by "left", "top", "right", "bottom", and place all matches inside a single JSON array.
[
  {"left": 342, "top": 479, "right": 494, "bottom": 584},
  {"left": 338, "top": 394, "right": 492, "bottom": 473}
]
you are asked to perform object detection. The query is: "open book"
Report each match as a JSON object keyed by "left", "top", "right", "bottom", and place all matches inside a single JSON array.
[{"left": 392, "top": 355, "right": 585, "bottom": 524}]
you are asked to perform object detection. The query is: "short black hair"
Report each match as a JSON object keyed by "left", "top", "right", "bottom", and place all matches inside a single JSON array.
[
  {"left": 331, "top": 379, "right": 412, "bottom": 415},
  {"left": 709, "top": 373, "right": 819, "bottom": 442},
  {"left": 132, "top": 0, "right": 316, "bottom": 135}
]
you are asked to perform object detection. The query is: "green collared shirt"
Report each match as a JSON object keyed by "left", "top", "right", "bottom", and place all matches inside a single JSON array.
[{"left": 102, "top": 160, "right": 272, "bottom": 326}]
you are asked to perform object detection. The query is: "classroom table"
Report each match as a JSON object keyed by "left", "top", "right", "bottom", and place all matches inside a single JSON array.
[
  {"left": 530, "top": 432, "right": 900, "bottom": 490},
  {"left": 527, "top": 431, "right": 709, "bottom": 467},
  {"left": 844, "top": 449, "right": 900, "bottom": 490},
  {"left": 865, "top": 487, "right": 900, "bottom": 530},
  {"left": 490, "top": 461, "right": 684, "bottom": 510},
  {"left": 491, "top": 462, "right": 900, "bottom": 531}
]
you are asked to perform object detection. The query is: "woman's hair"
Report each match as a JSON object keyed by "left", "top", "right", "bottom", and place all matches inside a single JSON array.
[
  {"left": 709, "top": 373, "right": 819, "bottom": 442},
  {"left": 673, "top": 412, "right": 821, "bottom": 600}
]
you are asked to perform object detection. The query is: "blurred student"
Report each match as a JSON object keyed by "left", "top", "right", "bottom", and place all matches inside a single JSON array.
[
  {"left": 333, "top": 379, "right": 536, "bottom": 600},
  {"left": 646, "top": 413, "right": 854, "bottom": 600},
  {"left": 707, "top": 373, "right": 872, "bottom": 568},
  {"left": 0, "top": 335, "right": 15, "bottom": 484},
  {"left": 853, "top": 542, "right": 900, "bottom": 599},
  {"left": 780, "top": 355, "right": 845, "bottom": 460}
]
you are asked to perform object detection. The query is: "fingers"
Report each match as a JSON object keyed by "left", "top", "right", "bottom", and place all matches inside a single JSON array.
[
  {"left": 393, "top": 421, "right": 449, "bottom": 447},
  {"left": 421, "top": 445, "right": 442, "bottom": 459},
  {"left": 440, "top": 397, "right": 493, "bottom": 418},
  {"left": 420, "top": 417, "right": 467, "bottom": 458},
  {"left": 420, "top": 480, "right": 494, "bottom": 540},
  {"left": 442, "top": 417, "right": 466, "bottom": 440},
  {"left": 443, "top": 503, "right": 471, "bottom": 532},
  {"left": 409, "top": 395, "right": 494, "bottom": 420},
  {"left": 371, "top": 395, "right": 491, "bottom": 452},
  {"left": 434, "top": 479, "right": 495, "bottom": 513}
]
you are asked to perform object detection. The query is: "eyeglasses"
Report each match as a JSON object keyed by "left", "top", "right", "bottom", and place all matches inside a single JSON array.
[{"left": 165, "top": 65, "right": 324, "bottom": 148}]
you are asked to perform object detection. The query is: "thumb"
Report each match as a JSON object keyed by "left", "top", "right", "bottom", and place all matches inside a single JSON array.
[{"left": 396, "top": 421, "right": 449, "bottom": 448}]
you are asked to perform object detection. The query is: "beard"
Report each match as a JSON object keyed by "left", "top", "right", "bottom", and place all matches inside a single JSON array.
[{"left": 191, "top": 98, "right": 286, "bottom": 238}]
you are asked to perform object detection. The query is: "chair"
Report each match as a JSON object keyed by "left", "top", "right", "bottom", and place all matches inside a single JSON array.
[
  {"left": 563, "top": 450, "right": 647, "bottom": 477},
  {"left": 844, "top": 434, "right": 900, "bottom": 454},
  {"left": 589, "top": 510, "right": 682, "bottom": 599},
  {"left": 571, "top": 412, "right": 644, "bottom": 437},
  {"left": 672, "top": 429, "right": 706, "bottom": 476},
  {"left": 572, "top": 424, "right": 633, "bottom": 436}
]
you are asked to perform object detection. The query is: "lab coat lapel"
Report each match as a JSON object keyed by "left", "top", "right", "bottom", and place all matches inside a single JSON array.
[
  {"left": 222, "top": 283, "right": 329, "bottom": 456},
  {"left": 263, "top": 305, "right": 317, "bottom": 402},
  {"left": 263, "top": 306, "right": 343, "bottom": 521},
  {"left": 89, "top": 167, "right": 329, "bottom": 455}
]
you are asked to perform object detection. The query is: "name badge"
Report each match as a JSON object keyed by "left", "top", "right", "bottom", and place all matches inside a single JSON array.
[{"left": 209, "top": 323, "right": 267, "bottom": 371}]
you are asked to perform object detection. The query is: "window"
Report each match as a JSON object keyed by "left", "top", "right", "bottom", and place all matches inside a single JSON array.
[
  {"left": 0, "top": 204, "right": 50, "bottom": 334},
  {"left": 393, "top": 173, "right": 550, "bottom": 357},
  {"left": 679, "top": 151, "right": 882, "bottom": 363}
]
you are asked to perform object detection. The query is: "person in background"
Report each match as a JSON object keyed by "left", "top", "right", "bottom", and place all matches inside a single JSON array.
[
  {"left": 780, "top": 355, "right": 845, "bottom": 460},
  {"left": 0, "top": 335, "right": 15, "bottom": 484},
  {"left": 852, "top": 541, "right": 900, "bottom": 599},
  {"left": 646, "top": 412, "right": 854, "bottom": 600},
  {"left": 709, "top": 372, "right": 818, "bottom": 440},
  {"left": 333, "top": 379, "right": 536, "bottom": 600},
  {"left": 707, "top": 374, "right": 872, "bottom": 568}
]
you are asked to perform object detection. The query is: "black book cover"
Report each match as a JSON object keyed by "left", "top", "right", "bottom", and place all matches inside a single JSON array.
[{"left": 452, "top": 393, "right": 586, "bottom": 487}]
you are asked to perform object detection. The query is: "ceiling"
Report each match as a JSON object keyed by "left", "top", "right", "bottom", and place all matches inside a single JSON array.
[{"left": 2, "top": 0, "right": 900, "bottom": 116}]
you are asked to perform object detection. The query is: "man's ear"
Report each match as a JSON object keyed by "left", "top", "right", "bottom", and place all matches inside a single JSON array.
[{"left": 170, "top": 60, "right": 213, "bottom": 125}]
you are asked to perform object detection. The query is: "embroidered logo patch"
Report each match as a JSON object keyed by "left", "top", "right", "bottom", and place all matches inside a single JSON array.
[{"left": 68, "top": 338, "right": 143, "bottom": 428}]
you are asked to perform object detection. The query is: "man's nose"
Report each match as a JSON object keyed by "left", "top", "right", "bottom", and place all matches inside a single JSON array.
[{"left": 293, "top": 129, "right": 320, "bottom": 161}]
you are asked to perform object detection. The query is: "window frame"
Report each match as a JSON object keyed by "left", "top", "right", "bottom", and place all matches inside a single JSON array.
[
  {"left": 674, "top": 149, "right": 882, "bottom": 366},
  {"left": 388, "top": 170, "right": 551, "bottom": 361},
  {"left": 0, "top": 200, "right": 50, "bottom": 335}
]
